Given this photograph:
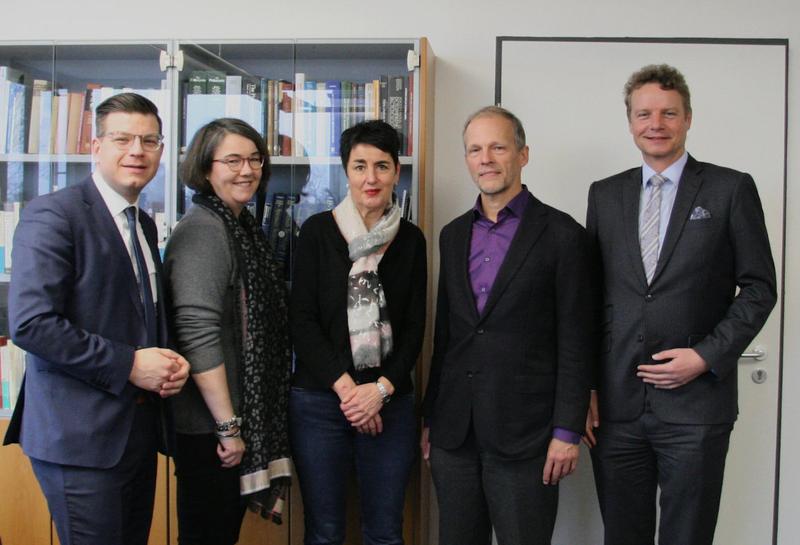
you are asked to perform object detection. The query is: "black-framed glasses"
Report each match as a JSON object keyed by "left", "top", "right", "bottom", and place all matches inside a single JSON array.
[
  {"left": 101, "top": 131, "right": 164, "bottom": 152},
  {"left": 212, "top": 155, "right": 265, "bottom": 172}
]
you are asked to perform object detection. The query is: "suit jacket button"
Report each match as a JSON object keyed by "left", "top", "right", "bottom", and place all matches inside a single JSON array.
[
  {"left": 476, "top": 328, "right": 485, "bottom": 334},
  {"left": 467, "top": 372, "right": 473, "bottom": 378},
  {"left": 637, "top": 334, "right": 644, "bottom": 342},
  {"left": 644, "top": 294, "right": 654, "bottom": 302}
]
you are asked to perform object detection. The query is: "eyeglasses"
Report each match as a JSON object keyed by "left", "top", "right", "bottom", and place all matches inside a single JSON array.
[
  {"left": 212, "top": 156, "right": 265, "bottom": 172},
  {"left": 101, "top": 132, "right": 164, "bottom": 152}
]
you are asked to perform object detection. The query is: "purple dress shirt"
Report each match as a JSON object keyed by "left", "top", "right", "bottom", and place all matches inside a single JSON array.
[{"left": 469, "top": 187, "right": 581, "bottom": 445}]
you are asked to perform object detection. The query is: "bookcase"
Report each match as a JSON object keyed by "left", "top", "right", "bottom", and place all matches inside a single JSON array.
[{"left": 0, "top": 38, "right": 434, "bottom": 545}]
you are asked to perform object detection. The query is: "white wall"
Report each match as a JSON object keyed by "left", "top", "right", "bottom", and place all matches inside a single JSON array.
[{"left": 7, "top": 0, "right": 799, "bottom": 542}]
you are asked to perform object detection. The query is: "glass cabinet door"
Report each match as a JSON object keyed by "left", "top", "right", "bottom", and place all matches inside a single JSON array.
[{"left": 175, "top": 40, "right": 420, "bottom": 280}]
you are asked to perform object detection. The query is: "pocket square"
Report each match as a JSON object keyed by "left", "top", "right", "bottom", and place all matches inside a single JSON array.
[{"left": 690, "top": 206, "right": 712, "bottom": 220}]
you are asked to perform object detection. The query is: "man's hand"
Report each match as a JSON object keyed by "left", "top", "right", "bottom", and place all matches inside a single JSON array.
[
  {"left": 130, "top": 347, "right": 188, "bottom": 396},
  {"left": 583, "top": 390, "right": 600, "bottom": 448},
  {"left": 420, "top": 426, "right": 431, "bottom": 464},
  {"left": 637, "top": 348, "right": 709, "bottom": 389},
  {"left": 217, "top": 436, "right": 246, "bottom": 468},
  {"left": 543, "top": 437, "right": 579, "bottom": 485}
]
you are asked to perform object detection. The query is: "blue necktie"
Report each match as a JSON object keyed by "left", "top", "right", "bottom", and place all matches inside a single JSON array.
[{"left": 125, "top": 206, "right": 158, "bottom": 347}]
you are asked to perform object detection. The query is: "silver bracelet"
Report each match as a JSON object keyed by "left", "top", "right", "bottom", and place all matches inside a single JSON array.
[
  {"left": 376, "top": 381, "right": 391, "bottom": 404},
  {"left": 215, "top": 416, "right": 242, "bottom": 434}
]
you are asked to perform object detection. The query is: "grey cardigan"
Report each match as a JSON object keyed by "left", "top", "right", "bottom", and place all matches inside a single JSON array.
[{"left": 164, "top": 205, "right": 243, "bottom": 434}]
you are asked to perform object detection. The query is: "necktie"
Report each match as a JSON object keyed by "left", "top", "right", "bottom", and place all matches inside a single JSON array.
[
  {"left": 125, "top": 206, "right": 158, "bottom": 347},
  {"left": 640, "top": 174, "right": 666, "bottom": 285}
]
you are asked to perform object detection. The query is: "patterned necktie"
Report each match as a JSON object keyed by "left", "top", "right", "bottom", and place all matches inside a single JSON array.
[
  {"left": 125, "top": 206, "right": 158, "bottom": 347},
  {"left": 640, "top": 174, "right": 667, "bottom": 284}
]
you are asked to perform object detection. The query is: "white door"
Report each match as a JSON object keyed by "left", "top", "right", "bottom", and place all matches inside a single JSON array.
[{"left": 499, "top": 38, "right": 786, "bottom": 545}]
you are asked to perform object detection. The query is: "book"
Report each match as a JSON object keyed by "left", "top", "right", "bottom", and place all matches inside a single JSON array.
[
  {"left": 54, "top": 89, "right": 70, "bottom": 154},
  {"left": 278, "top": 80, "right": 293, "bottom": 156},
  {"left": 406, "top": 72, "right": 414, "bottom": 156},
  {"left": 207, "top": 71, "right": 226, "bottom": 95},
  {"left": 387, "top": 76, "right": 406, "bottom": 153},
  {"left": 5, "top": 81, "right": 27, "bottom": 154},
  {"left": 188, "top": 71, "right": 207, "bottom": 94},
  {"left": 27, "top": 79, "right": 50, "bottom": 153},
  {"left": 275, "top": 193, "right": 298, "bottom": 263},
  {"left": 293, "top": 73, "right": 305, "bottom": 157},
  {"left": 268, "top": 192, "right": 287, "bottom": 251},
  {"left": 326, "top": 80, "right": 342, "bottom": 156},
  {"left": 65, "top": 91, "right": 83, "bottom": 154},
  {"left": 38, "top": 88, "right": 53, "bottom": 154},
  {"left": 78, "top": 83, "right": 102, "bottom": 154}
]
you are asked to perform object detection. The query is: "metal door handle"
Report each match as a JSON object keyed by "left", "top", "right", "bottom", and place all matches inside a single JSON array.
[{"left": 739, "top": 346, "right": 766, "bottom": 361}]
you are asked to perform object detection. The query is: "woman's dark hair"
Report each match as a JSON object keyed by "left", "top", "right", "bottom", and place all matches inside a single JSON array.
[
  {"left": 181, "top": 118, "right": 270, "bottom": 194},
  {"left": 340, "top": 120, "right": 400, "bottom": 170}
]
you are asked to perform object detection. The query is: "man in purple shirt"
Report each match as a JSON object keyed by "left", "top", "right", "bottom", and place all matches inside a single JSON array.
[{"left": 421, "top": 106, "right": 594, "bottom": 545}]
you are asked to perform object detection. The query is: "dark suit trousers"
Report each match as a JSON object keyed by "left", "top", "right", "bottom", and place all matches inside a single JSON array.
[
  {"left": 430, "top": 426, "right": 558, "bottom": 545},
  {"left": 30, "top": 401, "right": 159, "bottom": 545},
  {"left": 591, "top": 403, "right": 733, "bottom": 545}
]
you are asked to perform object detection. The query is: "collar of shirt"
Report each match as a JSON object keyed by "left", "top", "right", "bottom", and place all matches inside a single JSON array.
[
  {"left": 92, "top": 171, "right": 140, "bottom": 218},
  {"left": 641, "top": 151, "right": 689, "bottom": 189},
  {"left": 472, "top": 184, "right": 530, "bottom": 225}
]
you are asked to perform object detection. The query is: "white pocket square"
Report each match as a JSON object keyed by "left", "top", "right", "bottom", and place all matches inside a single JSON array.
[{"left": 690, "top": 206, "right": 712, "bottom": 220}]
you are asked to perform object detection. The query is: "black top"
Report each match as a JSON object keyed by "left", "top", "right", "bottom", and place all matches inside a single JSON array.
[{"left": 289, "top": 211, "right": 427, "bottom": 395}]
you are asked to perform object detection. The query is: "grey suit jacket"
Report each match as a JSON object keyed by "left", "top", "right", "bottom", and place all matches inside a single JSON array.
[{"left": 586, "top": 155, "right": 777, "bottom": 425}]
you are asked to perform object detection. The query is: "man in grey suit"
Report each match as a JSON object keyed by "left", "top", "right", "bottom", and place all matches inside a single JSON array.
[
  {"left": 421, "top": 106, "right": 593, "bottom": 545},
  {"left": 585, "top": 64, "right": 777, "bottom": 545},
  {"left": 4, "top": 93, "right": 190, "bottom": 545}
]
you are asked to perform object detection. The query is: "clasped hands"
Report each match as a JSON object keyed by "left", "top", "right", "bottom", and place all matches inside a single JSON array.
[
  {"left": 129, "top": 347, "right": 190, "bottom": 398},
  {"left": 334, "top": 373, "right": 391, "bottom": 436}
]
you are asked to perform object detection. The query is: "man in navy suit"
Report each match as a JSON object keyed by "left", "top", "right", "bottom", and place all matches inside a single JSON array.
[
  {"left": 421, "top": 106, "right": 593, "bottom": 545},
  {"left": 585, "top": 65, "right": 777, "bottom": 545},
  {"left": 4, "top": 93, "right": 190, "bottom": 545}
]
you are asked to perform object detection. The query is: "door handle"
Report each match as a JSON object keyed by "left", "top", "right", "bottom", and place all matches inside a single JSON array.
[{"left": 739, "top": 346, "right": 766, "bottom": 361}]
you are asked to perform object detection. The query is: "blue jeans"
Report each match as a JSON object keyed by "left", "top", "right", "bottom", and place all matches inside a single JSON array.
[{"left": 290, "top": 388, "right": 416, "bottom": 545}]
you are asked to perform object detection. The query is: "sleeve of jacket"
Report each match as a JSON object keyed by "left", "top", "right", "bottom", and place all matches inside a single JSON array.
[
  {"left": 585, "top": 182, "right": 604, "bottom": 390},
  {"left": 693, "top": 173, "right": 777, "bottom": 379},
  {"left": 421, "top": 226, "right": 451, "bottom": 421},
  {"left": 8, "top": 196, "right": 135, "bottom": 396},
  {"left": 552, "top": 222, "right": 593, "bottom": 433},
  {"left": 290, "top": 217, "right": 354, "bottom": 388}
]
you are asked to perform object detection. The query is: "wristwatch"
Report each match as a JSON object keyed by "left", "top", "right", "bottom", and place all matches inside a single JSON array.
[{"left": 376, "top": 381, "right": 392, "bottom": 405}]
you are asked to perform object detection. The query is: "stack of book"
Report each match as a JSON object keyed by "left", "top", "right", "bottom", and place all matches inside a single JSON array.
[
  {"left": 0, "top": 65, "right": 169, "bottom": 157},
  {"left": 182, "top": 70, "right": 414, "bottom": 158}
]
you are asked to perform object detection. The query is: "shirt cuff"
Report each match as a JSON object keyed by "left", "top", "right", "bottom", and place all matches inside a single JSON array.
[{"left": 553, "top": 427, "right": 581, "bottom": 445}]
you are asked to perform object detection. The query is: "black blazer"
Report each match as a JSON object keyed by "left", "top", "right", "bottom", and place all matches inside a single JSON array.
[
  {"left": 586, "top": 155, "right": 777, "bottom": 425},
  {"left": 422, "top": 192, "right": 593, "bottom": 461},
  {"left": 289, "top": 211, "right": 427, "bottom": 395}
]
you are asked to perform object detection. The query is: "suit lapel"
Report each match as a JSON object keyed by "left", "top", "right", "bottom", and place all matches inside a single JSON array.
[
  {"left": 450, "top": 212, "right": 480, "bottom": 323},
  {"left": 621, "top": 168, "right": 649, "bottom": 287},
  {"left": 479, "top": 194, "right": 547, "bottom": 322},
  {"left": 651, "top": 156, "right": 703, "bottom": 283},
  {"left": 81, "top": 179, "right": 145, "bottom": 321},
  {"left": 141, "top": 211, "right": 168, "bottom": 347}
]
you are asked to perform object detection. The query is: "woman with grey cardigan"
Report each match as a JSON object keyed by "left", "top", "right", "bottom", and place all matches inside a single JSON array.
[{"left": 164, "top": 118, "right": 291, "bottom": 545}]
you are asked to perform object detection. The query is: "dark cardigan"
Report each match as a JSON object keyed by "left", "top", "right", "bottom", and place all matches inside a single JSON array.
[{"left": 289, "top": 211, "right": 427, "bottom": 395}]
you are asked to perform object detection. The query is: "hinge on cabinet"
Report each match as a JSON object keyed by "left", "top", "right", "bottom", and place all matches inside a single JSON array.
[
  {"left": 407, "top": 50, "right": 420, "bottom": 71},
  {"left": 159, "top": 50, "right": 185, "bottom": 72}
]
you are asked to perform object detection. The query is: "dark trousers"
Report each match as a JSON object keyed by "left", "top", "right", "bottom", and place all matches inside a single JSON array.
[
  {"left": 289, "top": 388, "right": 416, "bottom": 545},
  {"left": 174, "top": 433, "right": 248, "bottom": 545},
  {"left": 429, "top": 426, "right": 558, "bottom": 545},
  {"left": 591, "top": 405, "right": 733, "bottom": 545},
  {"left": 30, "top": 402, "right": 159, "bottom": 545}
]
